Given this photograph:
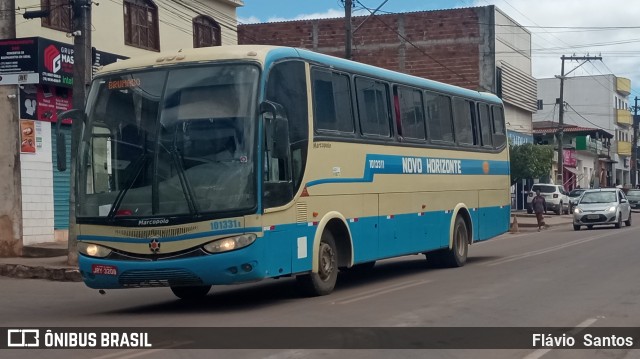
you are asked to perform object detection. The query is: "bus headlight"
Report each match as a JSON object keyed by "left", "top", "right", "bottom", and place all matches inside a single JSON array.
[
  {"left": 78, "top": 242, "right": 112, "bottom": 258},
  {"left": 203, "top": 234, "right": 257, "bottom": 254}
]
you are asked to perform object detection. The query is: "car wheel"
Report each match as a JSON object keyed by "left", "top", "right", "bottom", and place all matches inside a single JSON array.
[
  {"left": 555, "top": 203, "right": 561, "bottom": 215},
  {"left": 587, "top": 225, "right": 593, "bottom": 230},
  {"left": 625, "top": 212, "right": 632, "bottom": 227},
  {"left": 573, "top": 224, "right": 580, "bottom": 231},
  {"left": 614, "top": 213, "right": 622, "bottom": 228},
  {"left": 527, "top": 208, "right": 533, "bottom": 214}
]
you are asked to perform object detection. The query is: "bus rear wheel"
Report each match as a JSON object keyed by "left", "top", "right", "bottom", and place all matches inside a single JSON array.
[
  {"left": 297, "top": 231, "right": 338, "bottom": 296},
  {"left": 170, "top": 285, "right": 211, "bottom": 300},
  {"left": 426, "top": 215, "right": 468, "bottom": 268}
]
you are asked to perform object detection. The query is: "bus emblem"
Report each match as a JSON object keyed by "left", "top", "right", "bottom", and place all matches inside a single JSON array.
[{"left": 148, "top": 237, "right": 161, "bottom": 253}]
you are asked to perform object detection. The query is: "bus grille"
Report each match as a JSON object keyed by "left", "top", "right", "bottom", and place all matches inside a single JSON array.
[
  {"left": 115, "top": 226, "right": 198, "bottom": 239},
  {"left": 119, "top": 269, "right": 203, "bottom": 288}
]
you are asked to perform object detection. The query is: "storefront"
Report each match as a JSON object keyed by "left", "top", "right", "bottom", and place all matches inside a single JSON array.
[{"left": 0, "top": 37, "right": 125, "bottom": 244}]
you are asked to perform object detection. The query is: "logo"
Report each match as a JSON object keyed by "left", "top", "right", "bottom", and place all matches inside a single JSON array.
[
  {"left": 148, "top": 237, "right": 161, "bottom": 253},
  {"left": 43, "top": 45, "right": 61, "bottom": 74},
  {"left": 138, "top": 218, "right": 169, "bottom": 226},
  {"left": 7, "top": 329, "right": 40, "bottom": 347}
]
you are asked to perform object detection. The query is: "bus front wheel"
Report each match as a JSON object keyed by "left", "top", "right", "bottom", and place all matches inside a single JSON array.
[
  {"left": 426, "top": 215, "right": 468, "bottom": 268},
  {"left": 297, "top": 231, "right": 338, "bottom": 296},
  {"left": 170, "top": 285, "right": 211, "bottom": 300}
]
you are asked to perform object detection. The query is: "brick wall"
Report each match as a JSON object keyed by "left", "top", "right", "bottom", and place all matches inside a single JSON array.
[
  {"left": 20, "top": 121, "right": 55, "bottom": 245},
  {"left": 238, "top": 7, "right": 492, "bottom": 91}
]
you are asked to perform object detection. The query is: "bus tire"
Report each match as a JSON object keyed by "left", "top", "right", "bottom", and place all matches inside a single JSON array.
[
  {"left": 426, "top": 215, "right": 468, "bottom": 268},
  {"left": 297, "top": 230, "right": 338, "bottom": 296},
  {"left": 170, "top": 285, "right": 211, "bottom": 300}
]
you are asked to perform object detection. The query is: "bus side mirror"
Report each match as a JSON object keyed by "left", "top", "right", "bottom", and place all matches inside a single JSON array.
[
  {"left": 260, "top": 101, "right": 289, "bottom": 158},
  {"left": 55, "top": 109, "right": 84, "bottom": 172}
]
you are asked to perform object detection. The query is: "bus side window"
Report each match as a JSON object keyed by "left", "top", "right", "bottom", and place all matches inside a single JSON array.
[
  {"left": 395, "top": 85, "right": 426, "bottom": 141},
  {"left": 312, "top": 69, "right": 354, "bottom": 134},
  {"left": 491, "top": 105, "right": 507, "bottom": 148},
  {"left": 425, "top": 91, "right": 454, "bottom": 143},
  {"left": 452, "top": 98, "right": 477, "bottom": 146},
  {"left": 478, "top": 103, "right": 493, "bottom": 148},
  {"left": 355, "top": 77, "right": 391, "bottom": 137}
]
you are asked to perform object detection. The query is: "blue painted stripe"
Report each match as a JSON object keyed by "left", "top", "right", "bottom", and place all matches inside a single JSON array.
[
  {"left": 79, "top": 226, "right": 263, "bottom": 243},
  {"left": 307, "top": 154, "right": 509, "bottom": 187}
]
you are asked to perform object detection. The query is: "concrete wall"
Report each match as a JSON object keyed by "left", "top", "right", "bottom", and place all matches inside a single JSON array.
[{"left": 20, "top": 121, "right": 54, "bottom": 245}]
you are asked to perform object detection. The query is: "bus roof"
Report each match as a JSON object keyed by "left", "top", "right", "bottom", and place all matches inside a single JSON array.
[{"left": 97, "top": 45, "right": 501, "bottom": 105}]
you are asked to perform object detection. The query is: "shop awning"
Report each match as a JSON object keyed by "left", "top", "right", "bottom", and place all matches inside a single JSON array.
[{"left": 564, "top": 167, "right": 578, "bottom": 174}]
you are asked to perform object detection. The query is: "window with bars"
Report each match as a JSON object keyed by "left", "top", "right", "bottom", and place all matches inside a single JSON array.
[
  {"left": 41, "top": 0, "right": 72, "bottom": 33},
  {"left": 123, "top": 0, "right": 159, "bottom": 51},
  {"left": 193, "top": 15, "right": 221, "bottom": 48}
]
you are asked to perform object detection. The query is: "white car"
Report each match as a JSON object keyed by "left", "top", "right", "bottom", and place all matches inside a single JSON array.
[
  {"left": 526, "top": 184, "right": 570, "bottom": 215},
  {"left": 573, "top": 188, "right": 632, "bottom": 230}
]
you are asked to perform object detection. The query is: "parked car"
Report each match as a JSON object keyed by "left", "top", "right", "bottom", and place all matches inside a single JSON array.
[
  {"left": 527, "top": 184, "right": 570, "bottom": 215},
  {"left": 572, "top": 188, "right": 632, "bottom": 230},
  {"left": 627, "top": 189, "right": 640, "bottom": 211},
  {"left": 568, "top": 188, "right": 586, "bottom": 213}
]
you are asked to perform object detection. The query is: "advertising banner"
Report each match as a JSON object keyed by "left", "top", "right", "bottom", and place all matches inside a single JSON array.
[
  {"left": 20, "top": 120, "right": 36, "bottom": 154},
  {"left": 0, "top": 37, "right": 39, "bottom": 85}
]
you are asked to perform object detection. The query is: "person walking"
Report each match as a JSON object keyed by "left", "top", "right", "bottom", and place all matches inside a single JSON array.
[{"left": 531, "top": 189, "right": 547, "bottom": 231}]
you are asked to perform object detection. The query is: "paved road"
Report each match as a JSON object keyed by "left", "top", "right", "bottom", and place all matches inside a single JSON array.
[{"left": 2, "top": 213, "right": 640, "bottom": 359}]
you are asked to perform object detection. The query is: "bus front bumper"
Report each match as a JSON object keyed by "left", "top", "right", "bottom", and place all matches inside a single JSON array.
[{"left": 79, "top": 244, "right": 267, "bottom": 289}]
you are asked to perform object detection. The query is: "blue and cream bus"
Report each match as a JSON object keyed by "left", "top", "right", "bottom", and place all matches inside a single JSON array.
[{"left": 64, "top": 45, "right": 510, "bottom": 299}]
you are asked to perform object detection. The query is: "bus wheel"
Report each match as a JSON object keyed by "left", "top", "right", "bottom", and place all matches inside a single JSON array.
[
  {"left": 170, "top": 285, "right": 211, "bottom": 300},
  {"left": 426, "top": 215, "right": 468, "bottom": 268},
  {"left": 297, "top": 231, "right": 338, "bottom": 296}
]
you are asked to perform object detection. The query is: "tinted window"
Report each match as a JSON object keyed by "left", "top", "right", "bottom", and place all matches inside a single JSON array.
[
  {"left": 395, "top": 86, "right": 426, "bottom": 140},
  {"left": 452, "top": 98, "right": 477, "bottom": 146},
  {"left": 492, "top": 105, "right": 506, "bottom": 147},
  {"left": 356, "top": 77, "right": 391, "bottom": 137},
  {"left": 478, "top": 103, "right": 492, "bottom": 147},
  {"left": 425, "top": 92, "right": 453, "bottom": 142},
  {"left": 312, "top": 70, "right": 354, "bottom": 133},
  {"left": 532, "top": 185, "right": 556, "bottom": 193}
]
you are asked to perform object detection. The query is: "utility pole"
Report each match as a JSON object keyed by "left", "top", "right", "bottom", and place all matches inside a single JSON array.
[
  {"left": 632, "top": 97, "right": 639, "bottom": 187},
  {"left": 556, "top": 55, "right": 602, "bottom": 188},
  {"left": 0, "top": 0, "right": 23, "bottom": 256},
  {"left": 67, "top": 0, "right": 92, "bottom": 265},
  {"left": 344, "top": 0, "right": 352, "bottom": 60}
]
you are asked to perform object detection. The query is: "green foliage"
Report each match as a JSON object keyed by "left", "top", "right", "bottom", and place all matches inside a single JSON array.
[{"left": 509, "top": 143, "right": 554, "bottom": 185}]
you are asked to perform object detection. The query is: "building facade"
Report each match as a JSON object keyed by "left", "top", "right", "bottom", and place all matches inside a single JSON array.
[
  {"left": 534, "top": 75, "right": 633, "bottom": 188},
  {"left": 3, "top": 0, "right": 242, "bottom": 249},
  {"left": 533, "top": 122, "right": 613, "bottom": 190}
]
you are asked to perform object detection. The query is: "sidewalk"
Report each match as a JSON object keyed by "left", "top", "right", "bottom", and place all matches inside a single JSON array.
[
  {"left": 0, "top": 241, "right": 81, "bottom": 282},
  {"left": 0, "top": 211, "right": 574, "bottom": 282}
]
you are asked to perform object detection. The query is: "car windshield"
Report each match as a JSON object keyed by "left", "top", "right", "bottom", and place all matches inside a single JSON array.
[
  {"left": 569, "top": 189, "right": 585, "bottom": 197},
  {"left": 533, "top": 185, "right": 556, "bottom": 193},
  {"left": 580, "top": 191, "right": 617, "bottom": 204},
  {"left": 627, "top": 190, "right": 640, "bottom": 200}
]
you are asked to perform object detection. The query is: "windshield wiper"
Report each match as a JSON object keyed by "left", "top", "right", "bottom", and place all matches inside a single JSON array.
[
  {"left": 164, "top": 144, "right": 200, "bottom": 216},
  {"left": 107, "top": 153, "right": 148, "bottom": 220}
]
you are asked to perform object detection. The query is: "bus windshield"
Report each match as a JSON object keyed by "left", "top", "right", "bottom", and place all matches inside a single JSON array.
[{"left": 78, "top": 64, "right": 259, "bottom": 220}]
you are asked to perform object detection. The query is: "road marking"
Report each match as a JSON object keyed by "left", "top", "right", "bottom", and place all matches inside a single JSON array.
[
  {"left": 90, "top": 341, "right": 192, "bottom": 359},
  {"left": 523, "top": 318, "right": 598, "bottom": 359},
  {"left": 329, "top": 279, "right": 432, "bottom": 305},
  {"left": 484, "top": 230, "right": 622, "bottom": 266}
]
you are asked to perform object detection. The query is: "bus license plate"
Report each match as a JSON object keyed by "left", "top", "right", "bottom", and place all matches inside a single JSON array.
[{"left": 92, "top": 264, "right": 118, "bottom": 276}]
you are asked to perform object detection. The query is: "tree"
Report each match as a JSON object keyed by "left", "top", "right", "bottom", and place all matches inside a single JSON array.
[{"left": 509, "top": 143, "right": 554, "bottom": 185}]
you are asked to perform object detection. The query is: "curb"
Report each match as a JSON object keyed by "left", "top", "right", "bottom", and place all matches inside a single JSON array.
[{"left": 0, "top": 263, "right": 82, "bottom": 282}]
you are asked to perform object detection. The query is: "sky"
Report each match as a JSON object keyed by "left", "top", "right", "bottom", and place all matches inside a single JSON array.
[{"left": 237, "top": 0, "right": 640, "bottom": 100}]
